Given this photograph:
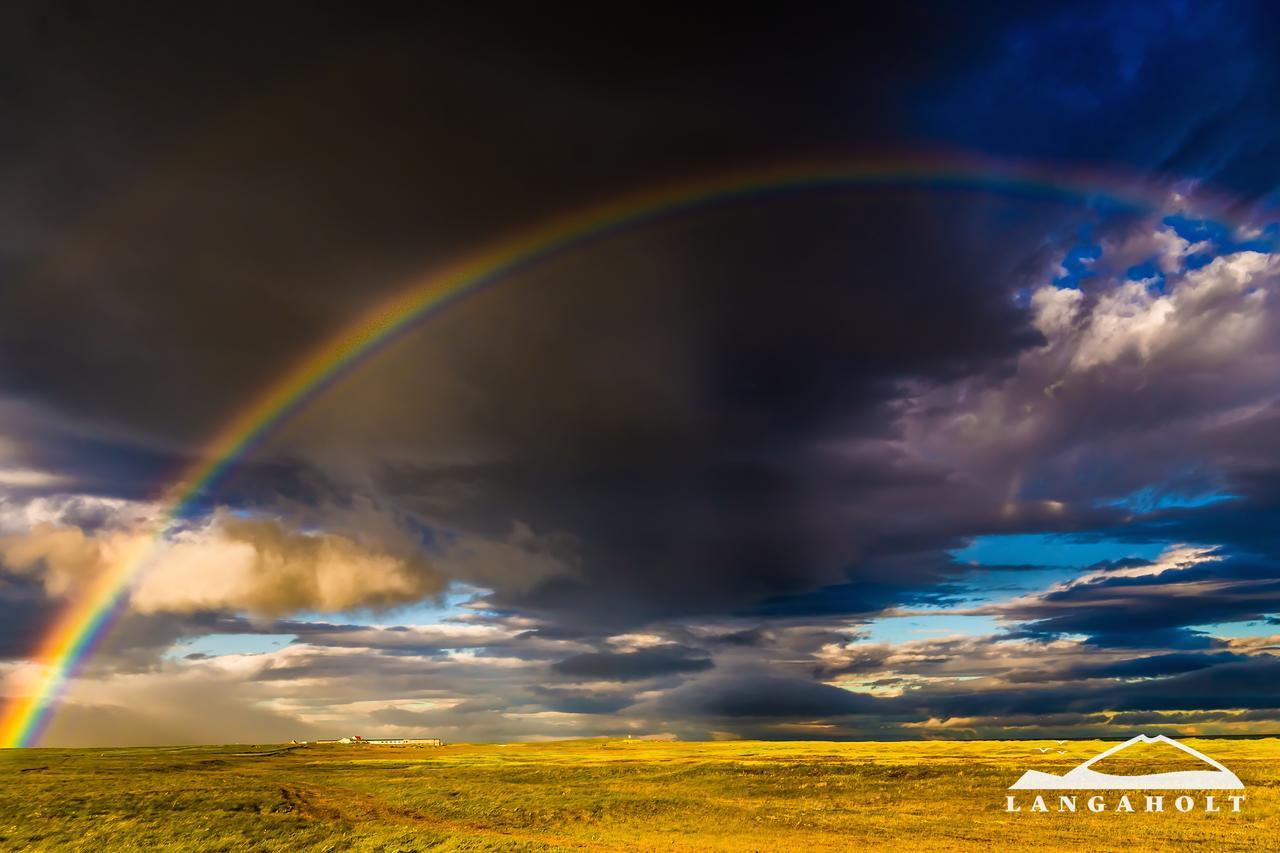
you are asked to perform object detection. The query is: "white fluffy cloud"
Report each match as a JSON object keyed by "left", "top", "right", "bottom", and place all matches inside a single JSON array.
[
  {"left": 1068, "top": 250, "right": 1272, "bottom": 372},
  {"left": 0, "top": 511, "right": 448, "bottom": 616},
  {"left": 134, "top": 515, "right": 448, "bottom": 615},
  {"left": 1030, "top": 283, "right": 1084, "bottom": 337},
  {"left": 0, "top": 490, "right": 579, "bottom": 617}
]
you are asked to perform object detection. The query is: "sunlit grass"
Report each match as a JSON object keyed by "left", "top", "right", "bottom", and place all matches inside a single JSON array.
[{"left": 2, "top": 737, "right": 1277, "bottom": 850}]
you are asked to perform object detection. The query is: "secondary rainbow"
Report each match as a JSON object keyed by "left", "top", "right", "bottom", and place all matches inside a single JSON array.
[{"left": 0, "top": 154, "right": 1226, "bottom": 748}]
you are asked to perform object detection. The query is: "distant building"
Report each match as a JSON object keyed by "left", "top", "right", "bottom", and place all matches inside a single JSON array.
[
  {"left": 315, "top": 735, "right": 443, "bottom": 746},
  {"left": 364, "top": 737, "right": 444, "bottom": 747}
]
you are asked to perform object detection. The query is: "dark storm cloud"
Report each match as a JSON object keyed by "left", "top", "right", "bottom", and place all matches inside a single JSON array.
[
  {"left": 993, "top": 554, "right": 1280, "bottom": 643},
  {"left": 0, "top": 576, "right": 59, "bottom": 659},
  {"left": 893, "top": 655, "right": 1280, "bottom": 721},
  {"left": 1114, "top": 440, "right": 1280, "bottom": 562},
  {"left": 701, "top": 628, "right": 768, "bottom": 648},
  {"left": 292, "top": 188, "right": 1073, "bottom": 631},
  {"left": 551, "top": 646, "right": 714, "bottom": 682},
  {"left": 653, "top": 673, "right": 882, "bottom": 720},
  {"left": 0, "top": 5, "right": 1092, "bottom": 647},
  {"left": 0, "top": 3, "right": 1011, "bottom": 452},
  {"left": 527, "top": 686, "right": 636, "bottom": 715},
  {"left": 1108, "top": 709, "right": 1280, "bottom": 726},
  {"left": 1020, "top": 652, "right": 1250, "bottom": 682}
]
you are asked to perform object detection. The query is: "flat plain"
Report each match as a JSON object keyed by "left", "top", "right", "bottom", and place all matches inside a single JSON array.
[{"left": 2, "top": 737, "right": 1277, "bottom": 851}]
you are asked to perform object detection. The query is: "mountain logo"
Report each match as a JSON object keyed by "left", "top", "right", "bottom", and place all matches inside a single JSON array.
[{"left": 1009, "top": 734, "right": 1244, "bottom": 790}]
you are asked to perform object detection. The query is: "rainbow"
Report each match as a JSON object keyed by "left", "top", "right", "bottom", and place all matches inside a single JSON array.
[{"left": 0, "top": 153, "right": 1234, "bottom": 748}]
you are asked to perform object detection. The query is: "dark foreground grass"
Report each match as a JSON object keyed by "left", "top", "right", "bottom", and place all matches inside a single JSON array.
[{"left": 2, "top": 737, "right": 1277, "bottom": 851}]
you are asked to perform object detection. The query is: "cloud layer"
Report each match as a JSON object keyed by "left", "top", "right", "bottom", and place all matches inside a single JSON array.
[{"left": 4, "top": 3, "right": 1280, "bottom": 744}]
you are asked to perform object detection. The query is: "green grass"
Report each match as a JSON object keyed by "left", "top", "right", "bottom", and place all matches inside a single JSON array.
[{"left": 2, "top": 737, "right": 1277, "bottom": 851}]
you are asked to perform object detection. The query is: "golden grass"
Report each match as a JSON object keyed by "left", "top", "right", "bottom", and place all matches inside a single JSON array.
[{"left": 2, "top": 737, "right": 1277, "bottom": 851}]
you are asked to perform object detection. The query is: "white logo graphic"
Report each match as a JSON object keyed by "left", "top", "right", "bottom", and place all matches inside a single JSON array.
[{"left": 1009, "top": 734, "right": 1244, "bottom": 790}]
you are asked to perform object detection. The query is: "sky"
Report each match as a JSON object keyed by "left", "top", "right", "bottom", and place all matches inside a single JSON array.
[{"left": 5, "top": 2, "right": 1280, "bottom": 745}]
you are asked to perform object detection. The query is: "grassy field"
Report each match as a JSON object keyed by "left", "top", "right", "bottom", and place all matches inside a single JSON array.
[{"left": 2, "top": 737, "right": 1277, "bottom": 851}]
